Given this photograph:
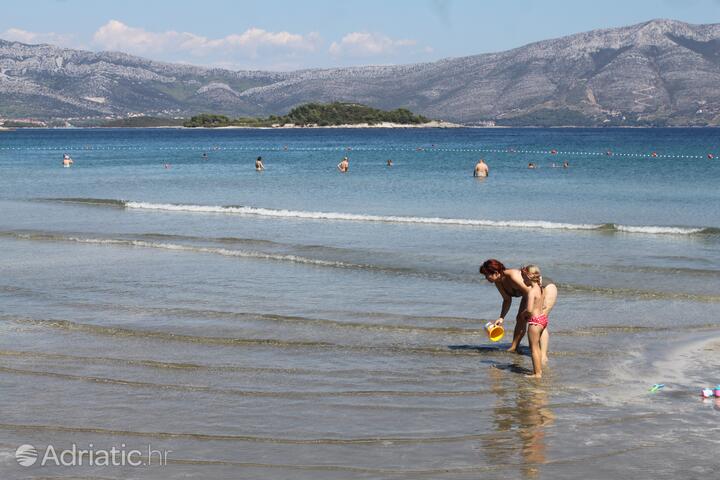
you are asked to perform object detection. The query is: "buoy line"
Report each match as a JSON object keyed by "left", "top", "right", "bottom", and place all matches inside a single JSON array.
[{"left": 0, "top": 145, "right": 715, "bottom": 160}]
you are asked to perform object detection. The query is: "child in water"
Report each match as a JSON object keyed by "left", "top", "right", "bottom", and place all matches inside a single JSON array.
[{"left": 521, "top": 265, "right": 548, "bottom": 378}]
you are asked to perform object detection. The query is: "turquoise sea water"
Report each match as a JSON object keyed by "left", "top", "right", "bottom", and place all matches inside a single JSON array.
[{"left": 0, "top": 127, "right": 719, "bottom": 479}]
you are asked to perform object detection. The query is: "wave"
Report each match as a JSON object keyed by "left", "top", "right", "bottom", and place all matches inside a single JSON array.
[
  {"left": 143, "top": 232, "right": 282, "bottom": 249},
  {"left": 30, "top": 233, "right": 720, "bottom": 298},
  {"left": 63, "top": 303, "right": 482, "bottom": 335},
  {"left": 125, "top": 204, "right": 715, "bottom": 235},
  {"left": 59, "top": 298, "right": 484, "bottom": 327},
  {"left": 126, "top": 201, "right": 604, "bottom": 230},
  {"left": 2, "top": 230, "right": 467, "bottom": 282},
  {"left": 613, "top": 225, "right": 708, "bottom": 235},
  {"left": 0, "top": 349, "right": 446, "bottom": 378},
  {"left": 552, "top": 261, "right": 720, "bottom": 278},
  {"left": 12, "top": 319, "right": 614, "bottom": 359},
  {"left": 5, "top": 316, "right": 335, "bottom": 349},
  {"left": 0, "top": 366, "right": 498, "bottom": 399},
  {"left": 42, "top": 198, "right": 717, "bottom": 236},
  {"left": 0, "top": 422, "right": 513, "bottom": 445},
  {"left": 553, "top": 323, "right": 720, "bottom": 336},
  {"left": 4, "top": 230, "right": 720, "bottom": 299},
  {"left": 5, "top": 232, "right": 370, "bottom": 269},
  {"left": 2, "top": 314, "right": 607, "bottom": 358},
  {"left": 556, "top": 283, "right": 720, "bottom": 303},
  {"left": 0, "top": 314, "right": 438, "bottom": 354},
  {"left": 41, "top": 197, "right": 127, "bottom": 208}
]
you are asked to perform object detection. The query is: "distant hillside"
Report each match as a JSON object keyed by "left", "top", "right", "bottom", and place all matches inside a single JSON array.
[
  {"left": 2, "top": 19, "right": 720, "bottom": 126},
  {"left": 184, "top": 102, "right": 430, "bottom": 127},
  {"left": 0, "top": 40, "right": 288, "bottom": 119},
  {"left": 100, "top": 116, "right": 185, "bottom": 127}
]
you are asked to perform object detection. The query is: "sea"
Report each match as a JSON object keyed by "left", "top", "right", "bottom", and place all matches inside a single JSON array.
[{"left": 0, "top": 127, "right": 718, "bottom": 479}]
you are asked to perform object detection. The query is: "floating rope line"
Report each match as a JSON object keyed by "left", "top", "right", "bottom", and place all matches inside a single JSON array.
[{"left": 0, "top": 145, "right": 714, "bottom": 159}]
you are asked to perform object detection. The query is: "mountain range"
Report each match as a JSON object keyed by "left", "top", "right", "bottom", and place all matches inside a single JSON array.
[{"left": 1, "top": 19, "right": 720, "bottom": 126}]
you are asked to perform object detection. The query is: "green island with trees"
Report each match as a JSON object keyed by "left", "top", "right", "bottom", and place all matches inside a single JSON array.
[{"left": 183, "top": 102, "right": 431, "bottom": 128}]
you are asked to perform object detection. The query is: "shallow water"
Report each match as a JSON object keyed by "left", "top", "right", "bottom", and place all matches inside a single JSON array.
[{"left": 0, "top": 127, "right": 719, "bottom": 479}]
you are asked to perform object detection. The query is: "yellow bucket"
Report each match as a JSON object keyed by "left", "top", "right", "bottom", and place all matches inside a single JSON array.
[{"left": 485, "top": 321, "right": 505, "bottom": 342}]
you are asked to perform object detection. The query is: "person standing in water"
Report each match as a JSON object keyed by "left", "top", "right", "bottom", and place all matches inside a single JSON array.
[
  {"left": 474, "top": 159, "right": 489, "bottom": 177},
  {"left": 255, "top": 156, "right": 265, "bottom": 171},
  {"left": 62, "top": 154, "right": 73, "bottom": 168},
  {"left": 520, "top": 265, "right": 549, "bottom": 377},
  {"left": 337, "top": 156, "right": 349, "bottom": 173},
  {"left": 479, "top": 259, "right": 557, "bottom": 355}
]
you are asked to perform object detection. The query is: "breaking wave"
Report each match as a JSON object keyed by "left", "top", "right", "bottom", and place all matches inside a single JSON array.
[{"left": 41, "top": 198, "right": 717, "bottom": 236}]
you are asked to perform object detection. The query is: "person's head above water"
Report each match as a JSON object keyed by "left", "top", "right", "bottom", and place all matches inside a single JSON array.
[{"left": 479, "top": 259, "right": 506, "bottom": 282}]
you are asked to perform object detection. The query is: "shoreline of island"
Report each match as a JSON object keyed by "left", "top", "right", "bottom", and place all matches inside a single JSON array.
[{"left": 5, "top": 102, "right": 718, "bottom": 129}]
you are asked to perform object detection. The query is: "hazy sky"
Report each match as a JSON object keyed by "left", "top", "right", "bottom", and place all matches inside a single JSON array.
[{"left": 3, "top": 0, "right": 720, "bottom": 70}]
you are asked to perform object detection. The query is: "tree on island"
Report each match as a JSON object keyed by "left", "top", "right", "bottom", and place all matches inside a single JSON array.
[
  {"left": 183, "top": 114, "right": 233, "bottom": 127},
  {"left": 183, "top": 102, "right": 431, "bottom": 127}
]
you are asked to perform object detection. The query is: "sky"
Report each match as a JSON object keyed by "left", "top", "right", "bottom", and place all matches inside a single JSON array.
[{"left": 2, "top": 0, "right": 720, "bottom": 71}]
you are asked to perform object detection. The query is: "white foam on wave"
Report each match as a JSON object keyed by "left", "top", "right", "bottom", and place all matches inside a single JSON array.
[
  {"left": 614, "top": 225, "right": 705, "bottom": 235},
  {"left": 126, "top": 202, "right": 707, "bottom": 235},
  {"left": 125, "top": 202, "right": 603, "bottom": 231},
  {"left": 66, "top": 237, "right": 359, "bottom": 269}
]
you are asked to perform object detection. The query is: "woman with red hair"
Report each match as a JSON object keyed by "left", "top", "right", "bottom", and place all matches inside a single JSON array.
[{"left": 479, "top": 259, "right": 557, "bottom": 359}]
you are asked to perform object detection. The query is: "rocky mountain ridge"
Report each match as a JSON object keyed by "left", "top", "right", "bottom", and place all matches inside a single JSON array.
[{"left": 1, "top": 19, "right": 720, "bottom": 126}]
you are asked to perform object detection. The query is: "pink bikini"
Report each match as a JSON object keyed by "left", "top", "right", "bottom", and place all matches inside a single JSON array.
[{"left": 528, "top": 313, "right": 548, "bottom": 329}]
